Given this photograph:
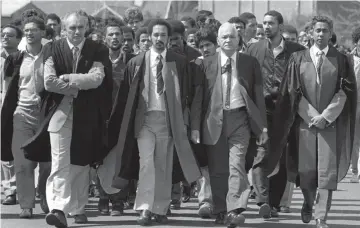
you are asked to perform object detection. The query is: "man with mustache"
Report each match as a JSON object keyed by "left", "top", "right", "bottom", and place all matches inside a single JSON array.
[
  {"left": 107, "top": 19, "right": 201, "bottom": 226},
  {"left": 247, "top": 10, "right": 305, "bottom": 218},
  {"left": 191, "top": 22, "right": 268, "bottom": 226},
  {"left": 96, "top": 22, "right": 136, "bottom": 216},
  {"left": 269, "top": 16, "right": 357, "bottom": 228},
  {"left": 121, "top": 26, "right": 135, "bottom": 54}
]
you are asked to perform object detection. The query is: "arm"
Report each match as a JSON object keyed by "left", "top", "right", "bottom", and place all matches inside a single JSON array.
[
  {"left": 67, "top": 61, "right": 105, "bottom": 90},
  {"left": 253, "top": 58, "right": 268, "bottom": 129},
  {"left": 321, "top": 89, "right": 347, "bottom": 124},
  {"left": 297, "top": 96, "right": 321, "bottom": 125},
  {"left": 190, "top": 61, "right": 204, "bottom": 132},
  {"left": 44, "top": 56, "right": 78, "bottom": 97}
]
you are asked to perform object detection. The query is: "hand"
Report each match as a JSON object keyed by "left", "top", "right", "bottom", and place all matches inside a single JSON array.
[
  {"left": 256, "top": 131, "right": 268, "bottom": 145},
  {"left": 309, "top": 115, "right": 326, "bottom": 129},
  {"left": 59, "top": 74, "right": 70, "bottom": 82},
  {"left": 191, "top": 130, "right": 200, "bottom": 144}
]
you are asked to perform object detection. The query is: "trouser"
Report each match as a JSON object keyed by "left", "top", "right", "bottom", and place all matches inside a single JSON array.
[
  {"left": 46, "top": 118, "right": 90, "bottom": 215},
  {"left": 12, "top": 108, "right": 51, "bottom": 209},
  {"left": 268, "top": 152, "right": 288, "bottom": 208},
  {"left": 89, "top": 168, "right": 97, "bottom": 191},
  {"left": 280, "top": 181, "right": 295, "bottom": 208},
  {"left": 351, "top": 107, "right": 360, "bottom": 174},
  {"left": 1, "top": 161, "right": 16, "bottom": 197},
  {"left": 302, "top": 188, "right": 333, "bottom": 220},
  {"left": 171, "top": 182, "right": 181, "bottom": 202},
  {"left": 207, "top": 108, "right": 251, "bottom": 214},
  {"left": 197, "top": 166, "right": 213, "bottom": 207},
  {"left": 134, "top": 111, "right": 174, "bottom": 215}
]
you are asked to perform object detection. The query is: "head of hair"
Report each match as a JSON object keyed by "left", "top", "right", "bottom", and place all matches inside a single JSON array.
[
  {"left": 135, "top": 27, "right": 149, "bottom": 44},
  {"left": 264, "top": 10, "right": 283, "bottom": 24},
  {"left": 121, "top": 26, "right": 135, "bottom": 39},
  {"left": 147, "top": 19, "right": 172, "bottom": 37},
  {"left": 196, "top": 10, "right": 213, "bottom": 23},
  {"left": 239, "top": 12, "right": 256, "bottom": 25},
  {"left": 194, "top": 27, "right": 217, "bottom": 48},
  {"left": 21, "top": 9, "right": 43, "bottom": 21},
  {"left": 330, "top": 33, "right": 337, "bottom": 44},
  {"left": 283, "top": 24, "right": 298, "bottom": 36},
  {"left": 124, "top": 7, "right": 143, "bottom": 23},
  {"left": 1, "top": 24, "right": 23, "bottom": 39},
  {"left": 45, "top": 13, "right": 61, "bottom": 24},
  {"left": 63, "top": 10, "right": 89, "bottom": 29},
  {"left": 228, "top": 17, "right": 246, "bottom": 28},
  {"left": 310, "top": 15, "right": 333, "bottom": 32},
  {"left": 180, "top": 16, "right": 196, "bottom": 28},
  {"left": 22, "top": 16, "right": 46, "bottom": 31},
  {"left": 352, "top": 27, "right": 360, "bottom": 44},
  {"left": 105, "top": 16, "right": 125, "bottom": 27},
  {"left": 45, "top": 26, "right": 55, "bottom": 39},
  {"left": 104, "top": 22, "right": 123, "bottom": 35},
  {"left": 257, "top": 24, "right": 263, "bottom": 29},
  {"left": 185, "top": 28, "right": 198, "bottom": 38},
  {"left": 167, "top": 20, "right": 185, "bottom": 36}
]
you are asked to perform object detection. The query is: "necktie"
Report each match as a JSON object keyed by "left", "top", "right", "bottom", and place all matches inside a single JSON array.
[
  {"left": 72, "top": 46, "right": 79, "bottom": 73},
  {"left": 223, "top": 58, "right": 232, "bottom": 109},
  {"left": 156, "top": 55, "right": 164, "bottom": 95},
  {"left": 316, "top": 50, "right": 324, "bottom": 84}
]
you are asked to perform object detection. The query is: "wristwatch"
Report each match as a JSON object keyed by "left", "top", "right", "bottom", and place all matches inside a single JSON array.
[{"left": 263, "top": 128, "right": 268, "bottom": 133}]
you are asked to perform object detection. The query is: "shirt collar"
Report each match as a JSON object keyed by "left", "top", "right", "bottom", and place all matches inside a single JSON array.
[
  {"left": 220, "top": 50, "right": 236, "bottom": 66},
  {"left": 24, "top": 45, "right": 43, "bottom": 59},
  {"left": 67, "top": 38, "right": 85, "bottom": 52},
  {"left": 311, "top": 45, "right": 329, "bottom": 56},
  {"left": 150, "top": 47, "right": 167, "bottom": 61}
]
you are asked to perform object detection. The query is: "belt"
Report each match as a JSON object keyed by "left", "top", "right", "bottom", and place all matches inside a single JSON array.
[{"left": 224, "top": 106, "right": 246, "bottom": 113}]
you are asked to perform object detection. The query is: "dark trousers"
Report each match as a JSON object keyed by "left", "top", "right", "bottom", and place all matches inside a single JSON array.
[
  {"left": 268, "top": 152, "right": 287, "bottom": 208},
  {"left": 302, "top": 188, "right": 332, "bottom": 220},
  {"left": 97, "top": 177, "right": 128, "bottom": 206}
]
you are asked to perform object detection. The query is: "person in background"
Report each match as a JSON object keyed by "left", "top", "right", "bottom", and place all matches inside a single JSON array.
[
  {"left": 228, "top": 17, "right": 247, "bottom": 52},
  {"left": 239, "top": 12, "right": 258, "bottom": 45},
  {"left": 329, "top": 33, "right": 338, "bottom": 48},
  {"left": 90, "top": 29, "right": 104, "bottom": 44},
  {"left": 45, "top": 13, "right": 61, "bottom": 40},
  {"left": 124, "top": 7, "right": 144, "bottom": 32},
  {"left": 121, "top": 26, "right": 135, "bottom": 54},
  {"left": 195, "top": 10, "right": 215, "bottom": 29},
  {"left": 256, "top": 24, "right": 265, "bottom": 40},
  {"left": 135, "top": 27, "right": 152, "bottom": 53},
  {"left": 181, "top": 16, "right": 196, "bottom": 32},
  {"left": 185, "top": 28, "right": 197, "bottom": 49},
  {"left": 0, "top": 24, "right": 22, "bottom": 206},
  {"left": 282, "top": 25, "right": 298, "bottom": 42}
]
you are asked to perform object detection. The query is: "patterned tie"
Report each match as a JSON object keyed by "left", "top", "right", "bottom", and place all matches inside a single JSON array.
[
  {"left": 316, "top": 50, "right": 324, "bottom": 84},
  {"left": 223, "top": 58, "right": 232, "bottom": 109},
  {"left": 72, "top": 46, "right": 79, "bottom": 73},
  {"left": 156, "top": 55, "right": 164, "bottom": 95}
]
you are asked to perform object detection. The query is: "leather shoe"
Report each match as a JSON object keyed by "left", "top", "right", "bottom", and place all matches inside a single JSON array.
[
  {"left": 198, "top": 204, "right": 212, "bottom": 218},
  {"left": 74, "top": 214, "right": 88, "bottom": 224},
  {"left": 316, "top": 219, "right": 329, "bottom": 228},
  {"left": 259, "top": 203, "right": 271, "bottom": 219},
  {"left": 2, "top": 195, "right": 16, "bottom": 205},
  {"left": 153, "top": 214, "right": 169, "bottom": 224},
  {"left": 270, "top": 207, "right": 279, "bottom": 218},
  {"left": 45, "top": 210, "right": 68, "bottom": 228},
  {"left": 225, "top": 210, "right": 245, "bottom": 228},
  {"left": 214, "top": 212, "right": 226, "bottom": 224},
  {"left": 166, "top": 208, "right": 172, "bottom": 215},
  {"left": 181, "top": 185, "right": 191, "bottom": 203},
  {"left": 110, "top": 203, "right": 124, "bottom": 216},
  {"left": 301, "top": 202, "right": 312, "bottom": 224},
  {"left": 170, "top": 199, "right": 181, "bottom": 210},
  {"left": 19, "top": 208, "right": 33, "bottom": 218},
  {"left": 137, "top": 210, "right": 152, "bottom": 226},
  {"left": 98, "top": 198, "right": 110, "bottom": 215},
  {"left": 39, "top": 195, "right": 50, "bottom": 214}
]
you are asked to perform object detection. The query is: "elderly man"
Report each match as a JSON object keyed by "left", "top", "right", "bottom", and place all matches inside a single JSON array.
[
  {"left": 20, "top": 10, "right": 112, "bottom": 227},
  {"left": 191, "top": 22, "right": 268, "bottom": 227}
]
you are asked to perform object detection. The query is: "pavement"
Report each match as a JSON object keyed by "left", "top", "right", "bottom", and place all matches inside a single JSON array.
[{"left": 1, "top": 172, "right": 359, "bottom": 228}]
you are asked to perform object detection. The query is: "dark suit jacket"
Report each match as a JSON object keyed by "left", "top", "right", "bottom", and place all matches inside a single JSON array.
[{"left": 191, "top": 52, "right": 267, "bottom": 145}]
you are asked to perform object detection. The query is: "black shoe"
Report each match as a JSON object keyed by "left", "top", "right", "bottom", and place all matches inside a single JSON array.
[
  {"left": 214, "top": 212, "right": 226, "bottom": 224},
  {"left": 170, "top": 199, "right": 181, "bottom": 210},
  {"left": 137, "top": 210, "right": 152, "bottom": 226},
  {"left": 301, "top": 202, "right": 312, "bottom": 224},
  {"left": 166, "top": 208, "right": 171, "bottom": 216},
  {"left": 225, "top": 210, "right": 245, "bottom": 228},
  {"left": 270, "top": 207, "right": 279, "bottom": 218},
  {"left": 110, "top": 203, "right": 124, "bottom": 216},
  {"left": 98, "top": 198, "right": 110, "bottom": 215},
  {"left": 74, "top": 214, "right": 88, "bottom": 224},
  {"left": 39, "top": 195, "right": 50, "bottom": 214},
  {"left": 2, "top": 195, "right": 16, "bottom": 205},
  {"left": 153, "top": 214, "right": 169, "bottom": 224},
  {"left": 181, "top": 185, "right": 191, "bottom": 203},
  {"left": 46, "top": 210, "right": 68, "bottom": 228},
  {"left": 316, "top": 219, "right": 329, "bottom": 228}
]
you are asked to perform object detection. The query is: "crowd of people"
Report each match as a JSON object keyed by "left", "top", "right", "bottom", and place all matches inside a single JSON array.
[{"left": 1, "top": 5, "right": 359, "bottom": 228}]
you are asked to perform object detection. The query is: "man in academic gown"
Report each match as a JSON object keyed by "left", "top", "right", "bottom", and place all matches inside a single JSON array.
[
  {"left": 268, "top": 16, "right": 357, "bottom": 228},
  {"left": 107, "top": 19, "right": 201, "bottom": 226},
  {"left": 191, "top": 22, "right": 268, "bottom": 227}
]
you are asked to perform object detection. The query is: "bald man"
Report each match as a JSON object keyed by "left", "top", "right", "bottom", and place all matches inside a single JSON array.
[{"left": 191, "top": 22, "right": 268, "bottom": 227}]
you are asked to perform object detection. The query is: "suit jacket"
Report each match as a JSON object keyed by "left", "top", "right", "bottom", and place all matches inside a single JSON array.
[{"left": 191, "top": 52, "right": 267, "bottom": 145}]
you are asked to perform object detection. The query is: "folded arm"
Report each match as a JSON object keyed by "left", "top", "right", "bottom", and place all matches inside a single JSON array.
[
  {"left": 321, "top": 89, "right": 347, "bottom": 124},
  {"left": 68, "top": 61, "right": 105, "bottom": 90}
]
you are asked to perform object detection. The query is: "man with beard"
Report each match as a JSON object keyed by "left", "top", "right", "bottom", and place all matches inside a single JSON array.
[
  {"left": 247, "top": 11, "right": 305, "bottom": 218},
  {"left": 121, "top": 26, "right": 135, "bottom": 54},
  {"left": 96, "top": 22, "right": 136, "bottom": 216},
  {"left": 135, "top": 27, "right": 152, "bottom": 53},
  {"left": 107, "top": 19, "right": 201, "bottom": 226},
  {"left": 191, "top": 22, "right": 268, "bottom": 227},
  {"left": 268, "top": 16, "right": 357, "bottom": 228}
]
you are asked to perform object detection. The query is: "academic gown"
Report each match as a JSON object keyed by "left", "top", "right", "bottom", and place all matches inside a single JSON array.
[{"left": 268, "top": 47, "right": 357, "bottom": 190}]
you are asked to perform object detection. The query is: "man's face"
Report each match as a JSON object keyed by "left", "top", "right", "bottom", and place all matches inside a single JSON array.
[
  {"left": 151, "top": 25, "right": 169, "bottom": 52},
  {"left": 127, "top": 19, "right": 142, "bottom": 31},
  {"left": 245, "top": 18, "right": 257, "bottom": 40},
  {"left": 138, "top": 33, "right": 151, "bottom": 52},
  {"left": 232, "top": 23, "right": 245, "bottom": 38},
  {"left": 46, "top": 19, "right": 61, "bottom": 36},
  {"left": 218, "top": 24, "right": 239, "bottom": 52},
  {"left": 263, "top": 15, "right": 281, "bottom": 39},
  {"left": 181, "top": 21, "right": 193, "bottom": 32},
  {"left": 283, "top": 32, "right": 297, "bottom": 43},
  {"left": 23, "top": 22, "right": 44, "bottom": 45},
  {"left": 65, "top": 15, "right": 88, "bottom": 46},
  {"left": 169, "top": 32, "right": 184, "bottom": 53},
  {"left": 186, "top": 34, "right": 196, "bottom": 48},
  {"left": 312, "top": 22, "right": 331, "bottom": 49},
  {"left": 1, "top": 27, "right": 21, "bottom": 49},
  {"left": 105, "top": 26, "right": 122, "bottom": 50},
  {"left": 122, "top": 32, "right": 135, "bottom": 54},
  {"left": 198, "top": 40, "right": 216, "bottom": 57},
  {"left": 256, "top": 27, "right": 265, "bottom": 40}
]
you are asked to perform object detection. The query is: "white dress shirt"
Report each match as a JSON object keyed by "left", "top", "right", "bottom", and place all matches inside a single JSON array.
[
  {"left": 220, "top": 51, "right": 244, "bottom": 110},
  {"left": 272, "top": 38, "right": 285, "bottom": 58},
  {"left": 310, "top": 45, "right": 329, "bottom": 84}
]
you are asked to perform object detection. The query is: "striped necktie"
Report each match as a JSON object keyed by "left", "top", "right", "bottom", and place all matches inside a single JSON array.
[
  {"left": 156, "top": 55, "right": 164, "bottom": 95},
  {"left": 222, "top": 58, "right": 232, "bottom": 109},
  {"left": 316, "top": 50, "right": 324, "bottom": 84},
  {"left": 72, "top": 46, "right": 79, "bottom": 73}
]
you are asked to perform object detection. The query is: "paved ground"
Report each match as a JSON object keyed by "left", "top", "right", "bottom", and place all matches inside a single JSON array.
[{"left": 1, "top": 172, "right": 359, "bottom": 228}]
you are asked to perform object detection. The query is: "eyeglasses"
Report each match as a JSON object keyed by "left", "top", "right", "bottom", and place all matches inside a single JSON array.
[{"left": 23, "top": 28, "right": 41, "bottom": 33}]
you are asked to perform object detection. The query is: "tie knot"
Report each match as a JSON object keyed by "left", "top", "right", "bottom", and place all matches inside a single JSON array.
[{"left": 317, "top": 50, "right": 324, "bottom": 56}]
